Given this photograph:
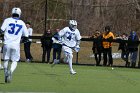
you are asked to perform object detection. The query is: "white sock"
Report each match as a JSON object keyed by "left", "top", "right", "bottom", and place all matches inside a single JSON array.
[
  {"left": 68, "top": 55, "right": 74, "bottom": 72},
  {"left": 10, "top": 62, "right": 17, "bottom": 74},
  {"left": 4, "top": 60, "right": 9, "bottom": 76}
]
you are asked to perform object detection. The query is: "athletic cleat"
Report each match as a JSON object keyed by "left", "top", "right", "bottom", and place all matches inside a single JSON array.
[{"left": 70, "top": 70, "right": 77, "bottom": 75}]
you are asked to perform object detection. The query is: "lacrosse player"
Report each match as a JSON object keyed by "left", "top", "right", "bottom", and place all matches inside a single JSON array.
[
  {"left": 0, "top": 7, "right": 29, "bottom": 83},
  {"left": 52, "top": 20, "right": 81, "bottom": 75}
]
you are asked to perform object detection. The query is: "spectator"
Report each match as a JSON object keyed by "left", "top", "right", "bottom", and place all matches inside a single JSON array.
[
  {"left": 127, "top": 31, "right": 139, "bottom": 68},
  {"left": 52, "top": 29, "right": 62, "bottom": 64},
  {"left": 52, "top": 20, "right": 81, "bottom": 75},
  {"left": 41, "top": 29, "right": 53, "bottom": 63},
  {"left": 102, "top": 26, "right": 115, "bottom": 66},
  {"left": 0, "top": 7, "right": 29, "bottom": 83},
  {"left": 0, "top": 44, "right": 3, "bottom": 69},
  {"left": 24, "top": 22, "right": 33, "bottom": 62},
  {"left": 118, "top": 33, "right": 129, "bottom": 67},
  {"left": 92, "top": 30, "right": 103, "bottom": 66}
]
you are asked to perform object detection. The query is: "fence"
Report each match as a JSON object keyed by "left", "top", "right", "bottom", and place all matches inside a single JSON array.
[{"left": 19, "top": 36, "right": 140, "bottom": 68}]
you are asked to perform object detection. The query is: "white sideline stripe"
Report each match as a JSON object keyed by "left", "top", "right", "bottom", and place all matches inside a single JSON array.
[{"left": 0, "top": 92, "right": 56, "bottom": 93}]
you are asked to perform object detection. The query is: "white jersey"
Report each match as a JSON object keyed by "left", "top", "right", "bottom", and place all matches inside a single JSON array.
[
  {"left": 1, "top": 17, "right": 28, "bottom": 45},
  {"left": 27, "top": 27, "right": 33, "bottom": 41},
  {"left": 59, "top": 27, "right": 81, "bottom": 48}
]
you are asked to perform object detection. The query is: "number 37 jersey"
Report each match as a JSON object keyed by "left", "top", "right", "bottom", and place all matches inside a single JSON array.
[
  {"left": 1, "top": 17, "right": 28, "bottom": 45},
  {"left": 59, "top": 27, "right": 81, "bottom": 48}
]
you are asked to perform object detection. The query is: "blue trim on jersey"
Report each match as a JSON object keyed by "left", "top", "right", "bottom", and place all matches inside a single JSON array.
[
  {"left": 12, "top": 17, "right": 20, "bottom": 20},
  {"left": 69, "top": 27, "right": 75, "bottom": 32},
  {"left": 64, "top": 51, "right": 70, "bottom": 55},
  {"left": 53, "top": 33, "right": 61, "bottom": 40},
  {"left": 63, "top": 44, "right": 74, "bottom": 49}
]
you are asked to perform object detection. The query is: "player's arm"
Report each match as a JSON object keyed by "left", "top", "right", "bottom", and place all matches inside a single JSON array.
[
  {"left": 0, "top": 18, "right": 8, "bottom": 35},
  {"left": 53, "top": 33, "right": 61, "bottom": 41},
  {"left": 58, "top": 27, "right": 67, "bottom": 37},
  {"left": 74, "top": 30, "right": 82, "bottom": 52},
  {"left": 0, "top": 19, "right": 8, "bottom": 38},
  {"left": 76, "top": 40, "right": 81, "bottom": 46},
  {"left": 0, "top": 30, "right": 4, "bottom": 37},
  {"left": 53, "top": 27, "right": 66, "bottom": 41},
  {"left": 75, "top": 30, "right": 81, "bottom": 46}
]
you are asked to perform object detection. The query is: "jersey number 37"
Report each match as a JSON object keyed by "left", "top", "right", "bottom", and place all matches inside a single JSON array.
[{"left": 8, "top": 23, "right": 22, "bottom": 35}]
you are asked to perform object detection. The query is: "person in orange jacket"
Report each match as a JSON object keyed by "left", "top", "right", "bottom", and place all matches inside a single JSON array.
[{"left": 102, "top": 26, "right": 115, "bottom": 66}]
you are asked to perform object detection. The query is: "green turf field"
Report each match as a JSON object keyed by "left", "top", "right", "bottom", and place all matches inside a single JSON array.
[{"left": 0, "top": 62, "right": 140, "bottom": 93}]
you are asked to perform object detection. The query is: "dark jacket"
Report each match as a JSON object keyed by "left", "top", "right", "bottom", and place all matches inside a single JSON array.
[
  {"left": 92, "top": 35, "right": 103, "bottom": 53},
  {"left": 127, "top": 32, "right": 139, "bottom": 52},
  {"left": 41, "top": 33, "right": 53, "bottom": 48},
  {"left": 118, "top": 39, "right": 128, "bottom": 52}
]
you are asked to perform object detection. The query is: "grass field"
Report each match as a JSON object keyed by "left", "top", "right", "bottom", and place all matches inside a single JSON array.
[{"left": 0, "top": 62, "right": 140, "bottom": 93}]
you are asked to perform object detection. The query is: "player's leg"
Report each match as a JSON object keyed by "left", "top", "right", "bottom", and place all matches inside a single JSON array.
[
  {"left": 4, "top": 60, "right": 9, "bottom": 83},
  {"left": 11, "top": 46, "right": 20, "bottom": 72},
  {"left": 2, "top": 44, "right": 10, "bottom": 83},
  {"left": 62, "top": 46, "right": 76, "bottom": 74},
  {"left": 64, "top": 52, "right": 76, "bottom": 74},
  {"left": 8, "top": 45, "right": 20, "bottom": 83},
  {"left": 67, "top": 53, "right": 76, "bottom": 73}
]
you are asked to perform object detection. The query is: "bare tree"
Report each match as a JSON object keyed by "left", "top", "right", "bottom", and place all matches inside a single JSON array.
[{"left": 0, "top": 0, "right": 140, "bottom": 35}]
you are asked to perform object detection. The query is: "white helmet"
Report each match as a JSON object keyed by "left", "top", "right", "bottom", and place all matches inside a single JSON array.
[
  {"left": 69, "top": 20, "right": 77, "bottom": 30},
  {"left": 12, "top": 7, "right": 21, "bottom": 17}
]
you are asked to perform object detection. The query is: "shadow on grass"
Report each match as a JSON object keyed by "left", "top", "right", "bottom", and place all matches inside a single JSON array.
[
  {"left": 0, "top": 82, "right": 5, "bottom": 84},
  {"left": 30, "top": 72, "right": 60, "bottom": 76}
]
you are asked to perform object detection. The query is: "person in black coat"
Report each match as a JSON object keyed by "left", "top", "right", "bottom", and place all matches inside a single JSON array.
[
  {"left": 127, "top": 31, "right": 139, "bottom": 68},
  {"left": 41, "top": 29, "right": 53, "bottom": 63},
  {"left": 92, "top": 30, "right": 103, "bottom": 66},
  {"left": 118, "top": 33, "right": 129, "bottom": 67}
]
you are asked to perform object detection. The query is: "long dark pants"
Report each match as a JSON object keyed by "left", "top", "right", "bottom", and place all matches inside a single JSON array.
[
  {"left": 129, "top": 51, "right": 138, "bottom": 68},
  {"left": 103, "top": 47, "right": 113, "bottom": 66},
  {"left": 42, "top": 47, "right": 51, "bottom": 63},
  {"left": 24, "top": 42, "right": 33, "bottom": 60},
  {"left": 94, "top": 53, "right": 101, "bottom": 66},
  {"left": 53, "top": 48, "right": 62, "bottom": 61},
  {"left": 121, "top": 50, "right": 129, "bottom": 67}
]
